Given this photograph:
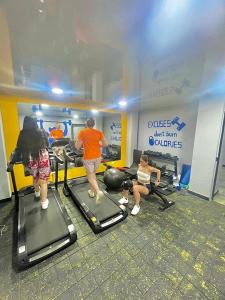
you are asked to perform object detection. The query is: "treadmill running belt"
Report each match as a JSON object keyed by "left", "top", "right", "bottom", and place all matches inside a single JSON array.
[
  {"left": 70, "top": 184, "right": 121, "bottom": 221},
  {"left": 24, "top": 189, "right": 69, "bottom": 254}
]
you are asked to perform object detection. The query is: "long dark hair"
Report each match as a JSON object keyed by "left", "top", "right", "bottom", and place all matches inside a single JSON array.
[{"left": 16, "top": 116, "right": 49, "bottom": 165}]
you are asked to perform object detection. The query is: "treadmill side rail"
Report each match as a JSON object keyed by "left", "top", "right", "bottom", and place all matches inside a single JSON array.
[
  {"left": 52, "top": 188, "right": 77, "bottom": 241},
  {"left": 28, "top": 237, "right": 71, "bottom": 263},
  {"left": 17, "top": 196, "right": 29, "bottom": 268},
  {"left": 93, "top": 210, "right": 128, "bottom": 234},
  {"left": 100, "top": 214, "right": 124, "bottom": 228}
]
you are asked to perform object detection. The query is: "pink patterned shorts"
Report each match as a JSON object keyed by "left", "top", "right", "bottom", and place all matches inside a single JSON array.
[
  {"left": 83, "top": 157, "right": 102, "bottom": 173},
  {"left": 28, "top": 149, "right": 51, "bottom": 181}
]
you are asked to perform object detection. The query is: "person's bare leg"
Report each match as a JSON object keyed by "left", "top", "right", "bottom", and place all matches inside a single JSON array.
[
  {"left": 90, "top": 173, "right": 99, "bottom": 194},
  {"left": 133, "top": 185, "right": 149, "bottom": 207},
  {"left": 122, "top": 190, "right": 129, "bottom": 198},
  {"left": 33, "top": 178, "right": 39, "bottom": 191},
  {"left": 123, "top": 180, "right": 137, "bottom": 198},
  {"left": 119, "top": 180, "right": 134, "bottom": 204},
  {"left": 131, "top": 185, "right": 149, "bottom": 215},
  {"left": 87, "top": 172, "right": 100, "bottom": 194},
  {"left": 118, "top": 189, "right": 129, "bottom": 205},
  {"left": 39, "top": 179, "right": 48, "bottom": 202},
  {"left": 133, "top": 186, "right": 141, "bottom": 207},
  {"left": 132, "top": 179, "right": 138, "bottom": 185}
]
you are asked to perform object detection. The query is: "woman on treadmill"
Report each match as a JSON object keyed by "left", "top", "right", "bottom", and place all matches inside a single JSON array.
[
  {"left": 15, "top": 116, "right": 51, "bottom": 209},
  {"left": 119, "top": 155, "right": 161, "bottom": 215}
]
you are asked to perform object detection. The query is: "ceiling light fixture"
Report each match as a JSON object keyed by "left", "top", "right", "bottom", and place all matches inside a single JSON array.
[
  {"left": 73, "top": 115, "right": 79, "bottom": 119},
  {"left": 118, "top": 99, "right": 127, "bottom": 107},
  {"left": 40, "top": 0, "right": 44, "bottom": 3},
  {"left": 51, "top": 87, "right": 64, "bottom": 95},
  {"left": 38, "top": 9, "right": 43, "bottom": 13},
  {"left": 36, "top": 111, "right": 43, "bottom": 116},
  {"left": 42, "top": 104, "right": 49, "bottom": 107},
  {"left": 91, "top": 109, "right": 98, "bottom": 114}
]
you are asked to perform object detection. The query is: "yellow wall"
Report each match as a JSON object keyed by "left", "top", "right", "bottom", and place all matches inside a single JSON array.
[{"left": 0, "top": 95, "right": 127, "bottom": 189}]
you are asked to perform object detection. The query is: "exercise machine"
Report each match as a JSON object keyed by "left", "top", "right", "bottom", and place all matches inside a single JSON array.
[
  {"left": 148, "top": 183, "right": 175, "bottom": 211},
  {"left": 7, "top": 145, "right": 77, "bottom": 270},
  {"left": 63, "top": 145, "right": 128, "bottom": 233}
]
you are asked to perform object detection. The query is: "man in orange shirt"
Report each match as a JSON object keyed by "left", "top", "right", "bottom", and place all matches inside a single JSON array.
[
  {"left": 50, "top": 122, "right": 64, "bottom": 140},
  {"left": 75, "top": 118, "right": 108, "bottom": 202}
]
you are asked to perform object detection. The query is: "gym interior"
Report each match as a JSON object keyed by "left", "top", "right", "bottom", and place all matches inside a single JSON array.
[{"left": 0, "top": 1, "right": 225, "bottom": 299}]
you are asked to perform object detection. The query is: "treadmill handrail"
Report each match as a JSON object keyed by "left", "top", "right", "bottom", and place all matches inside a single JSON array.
[
  {"left": 49, "top": 150, "right": 64, "bottom": 165},
  {"left": 8, "top": 147, "right": 60, "bottom": 165},
  {"left": 51, "top": 138, "right": 70, "bottom": 147},
  {"left": 7, "top": 147, "right": 61, "bottom": 191},
  {"left": 63, "top": 148, "right": 76, "bottom": 163},
  {"left": 7, "top": 150, "right": 20, "bottom": 171}
]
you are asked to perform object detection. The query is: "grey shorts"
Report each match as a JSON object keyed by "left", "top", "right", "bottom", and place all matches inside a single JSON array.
[{"left": 83, "top": 157, "right": 102, "bottom": 173}]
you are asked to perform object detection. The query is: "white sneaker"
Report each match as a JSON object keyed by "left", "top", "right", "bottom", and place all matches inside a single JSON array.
[
  {"left": 35, "top": 190, "right": 40, "bottom": 198},
  {"left": 96, "top": 191, "right": 104, "bottom": 204},
  {"left": 41, "top": 199, "right": 49, "bottom": 210},
  {"left": 118, "top": 197, "right": 129, "bottom": 205},
  {"left": 88, "top": 190, "right": 95, "bottom": 198},
  {"left": 131, "top": 205, "right": 140, "bottom": 216}
]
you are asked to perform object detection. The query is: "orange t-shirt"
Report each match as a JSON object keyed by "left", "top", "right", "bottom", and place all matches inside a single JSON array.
[
  {"left": 50, "top": 129, "right": 64, "bottom": 139},
  {"left": 78, "top": 128, "right": 103, "bottom": 160}
]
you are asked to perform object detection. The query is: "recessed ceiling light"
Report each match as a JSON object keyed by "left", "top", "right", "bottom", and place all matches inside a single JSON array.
[
  {"left": 42, "top": 104, "right": 49, "bottom": 107},
  {"left": 40, "top": 0, "right": 44, "bottom": 3},
  {"left": 51, "top": 87, "right": 64, "bottom": 95},
  {"left": 36, "top": 111, "right": 43, "bottom": 116},
  {"left": 118, "top": 99, "right": 127, "bottom": 107},
  {"left": 91, "top": 109, "right": 98, "bottom": 114},
  {"left": 73, "top": 115, "right": 79, "bottom": 119},
  {"left": 38, "top": 9, "right": 43, "bottom": 13}
]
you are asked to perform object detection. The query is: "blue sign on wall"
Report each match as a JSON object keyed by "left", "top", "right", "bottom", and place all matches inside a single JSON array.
[
  {"left": 110, "top": 121, "right": 121, "bottom": 142},
  {"left": 148, "top": 116, "right": 185, "bottom": 149}
]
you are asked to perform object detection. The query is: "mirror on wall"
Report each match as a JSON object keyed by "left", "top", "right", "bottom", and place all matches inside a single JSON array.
[
  {"left": 17, "top": 103, "right": 121, "bottom": 168},
  {"left": 101, "top": 112, "right": 121, "bottom": 162}
]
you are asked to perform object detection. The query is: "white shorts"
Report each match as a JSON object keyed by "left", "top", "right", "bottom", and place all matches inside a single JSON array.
[{"left": 83, "top": 157, "right": 102, "bottom": 173}]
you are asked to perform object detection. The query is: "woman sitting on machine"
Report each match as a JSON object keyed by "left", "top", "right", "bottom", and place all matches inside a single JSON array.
[{"left": 119, "top": 154, "right": 161, "bottom": 215}]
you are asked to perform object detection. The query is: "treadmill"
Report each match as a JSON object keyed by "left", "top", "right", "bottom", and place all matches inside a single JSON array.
[
  {"left": 7, "top": 145, "right": 77, "bottom": 270},
  {"left": 63, "top": 145, "right": 128, "bottom": 233}
]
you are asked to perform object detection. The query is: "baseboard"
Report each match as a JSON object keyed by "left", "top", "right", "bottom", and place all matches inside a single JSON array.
[
  {"left": 188, "top": 190, "right": 210, "bottom": 201},
  {"left": 0, "top": 197, "right": 11, "bottom": 203}
]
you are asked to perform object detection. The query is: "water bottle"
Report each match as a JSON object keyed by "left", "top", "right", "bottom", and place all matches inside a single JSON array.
[{"left": 173, "top": 174, "right": 181, "bottom": 189}]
